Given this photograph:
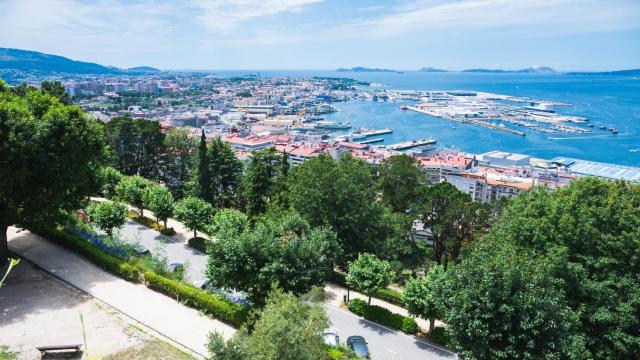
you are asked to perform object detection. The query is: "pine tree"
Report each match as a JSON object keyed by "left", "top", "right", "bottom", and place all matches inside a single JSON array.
[{"left": 197, "top": 129, "right": 212, "bottom": 203}]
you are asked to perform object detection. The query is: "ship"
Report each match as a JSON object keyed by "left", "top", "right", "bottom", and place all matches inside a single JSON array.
[
  {"left": 313, "top": 120, "right": 352, "bottom": 129},
  {"left": 384, "top": 138, "right": 437, "bottom": 151}
]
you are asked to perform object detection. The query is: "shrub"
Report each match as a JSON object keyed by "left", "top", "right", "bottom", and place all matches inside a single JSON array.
[
  {"left": 187, "top": 236, "right": 210, "bottom": 253},
  {"left": 427, "top": 327, "right": 449, "bottom": 346},
  {"left": 144, "top": 271, "right": 248, "bottom": 326},
  {"left": 347, "top": 298, "right": 419, "bottom": 334}
]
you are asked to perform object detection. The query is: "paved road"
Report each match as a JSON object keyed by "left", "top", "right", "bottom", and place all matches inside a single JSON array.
[
  {"left": 325, "top": 305, "right": 456, "bottom": 360},
  {"left": 116, "top": 220, "right": 208, "bottom": 284},
  {"left": 7, "top": 227, "right": 235, "bottom": 358},
  {"left": 116, "top": 221, "right": 457, "bottom": 360}
]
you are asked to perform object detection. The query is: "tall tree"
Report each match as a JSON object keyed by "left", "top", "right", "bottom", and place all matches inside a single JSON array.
[
  {"left": 378, "top": 154, "right": 428, "bottom": 212},
  {"left": 40, "top": 80, "right": 70, "bottom": 105},
  {"left": 404, "top": 265, "right": 446, "bottom": 333},
  {"left": 242, "top": 148, "right": 283, "bottom": 218},
  {"left": 103, "top": 116, "right": 165, "bottom": 179},
  {"left": 288, "top": 154, "right": 387, "bottom": 263},
  {"left": 346, "top": 253, "right": 394, "bottom": 305},
  {"left": 0, "top": 81, "right": 104, "bottom": 263},
  {"left": 163, "top": 128, "right": 196, "bottom": 199},
  {"left": 143, "top": 185, "right": 174, "bottom": 228},
  {"left": 87, "top": 201, "right": 127, "bottom": 240},
  {"left": 174, "top": 197, "right": 214, "bottom": 239},
  {"left": 208, "top": 137, "right": 243, "bottom": 208},
  {"left": 196, "top": 129, "right": 211, "bottom": 203},
  {"left": 98, "top": 166, "right": 123, "bottom": 199},
  {"left": 206, "top": 210, "right": 339, "bottom": 304}
]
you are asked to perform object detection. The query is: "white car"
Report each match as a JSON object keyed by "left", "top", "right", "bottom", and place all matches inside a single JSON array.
[{"left": 323, "top": 328, "right": 340, "bottom": 347}]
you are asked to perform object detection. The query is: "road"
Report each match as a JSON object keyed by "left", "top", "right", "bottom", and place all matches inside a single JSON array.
[{"left": 116, "top": 220, "right": 457, "bottom": 360}]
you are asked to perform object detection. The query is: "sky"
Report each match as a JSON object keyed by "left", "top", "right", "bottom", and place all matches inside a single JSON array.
[{"left": 0, "top": 0, "right": 639, "bottom": 71}]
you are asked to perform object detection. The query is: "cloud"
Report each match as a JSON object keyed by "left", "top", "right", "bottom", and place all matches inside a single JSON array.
[{"left": 194, "top": 0, "right": 324, "bottom": 32}]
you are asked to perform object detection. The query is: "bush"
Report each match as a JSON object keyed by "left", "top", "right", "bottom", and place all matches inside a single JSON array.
[
  {"left": 347, "top": 298, "right": 419, "bottom": 334},
  {"left": 144, "top": 271, "right": 248, "bottom": 326},
  {"left": 326, "top": 344, "right": 360, "bottom": 360},
  {"left": 187, "top": 236, "right": 210, "bottom": 253},
  {"left": 427, "top": 327, "right": 449, "bottom": 346}
]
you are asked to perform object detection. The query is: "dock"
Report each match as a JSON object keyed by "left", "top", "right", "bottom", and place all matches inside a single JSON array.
[{"left": 357, "top": 138, "right": 385, "bottom": 144}]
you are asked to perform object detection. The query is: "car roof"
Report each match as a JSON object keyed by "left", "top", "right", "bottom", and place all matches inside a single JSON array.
[{"left": 348, "top": 335, "right": 365, "bottom": 342}]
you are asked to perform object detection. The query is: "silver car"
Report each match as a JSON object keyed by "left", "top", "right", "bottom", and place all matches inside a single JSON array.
[{"left": 323, "top": 328, "right": 340, "bottom": 347}]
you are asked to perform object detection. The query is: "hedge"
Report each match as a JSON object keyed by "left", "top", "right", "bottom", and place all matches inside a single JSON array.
[
  {"left": 187, "top": 237, "right": 209, "bottom": 253},
  {"left": 347, "top": 298, "right": 419, "bottom": 334},
  {"left": 31, "top": 225, "right": 247, "bottom": 327},
  {"left": 128, "top": 213, "right": 176, "bottom": 236},
  {"left": 330, "top": 271, "right": 405, "bottom": 306},
  {"left": 427, "top": 327, "right": 449, "bottom": 347},
  {"left": 144, "top": 271, "right": 248, "bottom": 326}
]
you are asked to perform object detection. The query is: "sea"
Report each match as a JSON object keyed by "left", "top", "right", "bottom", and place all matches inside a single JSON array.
[{"left": 215, "top": 70, "right": 640, "bottom": 167}]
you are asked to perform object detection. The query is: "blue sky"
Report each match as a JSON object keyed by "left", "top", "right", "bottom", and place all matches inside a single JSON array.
[{"left": 0, "top": 0, "right": 638, "bottom": 71}]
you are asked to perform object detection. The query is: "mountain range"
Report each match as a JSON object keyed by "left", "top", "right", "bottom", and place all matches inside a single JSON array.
[{"left": 0, "top": 48, "right": 159, "bottom": 74}]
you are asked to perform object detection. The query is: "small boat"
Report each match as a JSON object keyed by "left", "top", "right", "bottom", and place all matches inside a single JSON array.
[{"left": 400, "top": 105, "right": 408, "bottom": 110}]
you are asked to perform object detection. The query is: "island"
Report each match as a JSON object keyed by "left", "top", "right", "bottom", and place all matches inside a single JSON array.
[
  {"left": 336, "top": 66, "right": 401, "bottom": 73},
  {"left": 419, "top": 67, "right": 448, "bottom": 72},
  {"left": 463, "top": 67, "right": 556, "bottom": 74}
]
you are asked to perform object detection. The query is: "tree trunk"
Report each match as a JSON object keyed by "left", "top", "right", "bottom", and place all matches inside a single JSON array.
[
  {"left": 194, "top": 229, "right": 197, "bottom": 239},
  {"left": 429, "top": 317, "right": 435, "bottom": 333},
  {"left": 163, "top": 219, "right": 168, "bottom": 229},
  {"left": 0, "top": 224, "right": 8, "bottom": 265},
  {"left": 347, "top": 287, "right": 350, "bottom": 303},
  {"left": 140, "top": 207, "right": 144, "bottom": 218},
  {"left": 368, "top": 295, "right": 372, "bottom": 306}
]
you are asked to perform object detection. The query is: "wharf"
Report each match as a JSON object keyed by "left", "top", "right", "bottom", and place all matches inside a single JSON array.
[{"left": 357, "top": 138, "right": 385, "bottom": 144}]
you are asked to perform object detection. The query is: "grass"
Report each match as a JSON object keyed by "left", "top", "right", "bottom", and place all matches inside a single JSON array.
[
  {"left": 0, "top": 346, "right": 17, "bottom": 360},
  {"left": 104, "top": 338, "right": 195, "bottom": 360}
]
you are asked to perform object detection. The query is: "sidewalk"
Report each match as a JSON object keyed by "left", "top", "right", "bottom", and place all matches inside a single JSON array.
[
  {"left": 7, "top": 227, "right": 235, "bottom": 358},
  {"left": 324, "top": 282, "right": 445, "bottom": 333}
]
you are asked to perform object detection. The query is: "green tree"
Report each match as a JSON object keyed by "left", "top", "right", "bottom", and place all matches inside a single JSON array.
[
  {"left": 403, "top": 265, "right": 446, "bottom": 333},
  {"left": 174, "top": 197, "right": 214, "bottom": 239},
  {"left": 288, "top": 154, "right": 387, "bottom": 263},
  {"left": 196, "top": 129, "right": 211, "bottom": 203},
  {"left": 346, "top": 253, "right": 394, "bottom": 305},
  {"left": 378, "top": 154, "right": 428, "bottom": 212},
  {"left": 242, "top": 148, "right": 283, "bottom": 218},
  {"left": 87, "top": 201, "right": 127, "bottom": 240},
  {"left": 115, "top": 175, "right": 153, "bottom": 217},
  {"left": 208, "top": 288, "right": 329, "bottom": 360},
  {"left": 143, "top": 185, "right": 174, "bottom": 228},
  {"left": 209, "top": 209, "right": 248, "bottom": 241},
  {"left": 443, "top": 239, "right": 583, "bottom": 359},
  {"left": 206, "top": 211, "right": 339, "bottom": 304},
  {"left": 40, "top": 80, "right": 70, "bottom": 105},
  {"left": 481, "top": 178, "right": 640, "bottom": 359},
  {"left": 163, "top": 128, "right": 196, "bottom": 199},
  {"left": 103, "top": 116, "right": 165, "bottom": 179},
  {"left": 98, "top": 166, "right": 123, "bottom": 199},
  {"left": 0, "top": 81, "right": 105, "bottom": 264},
  {"left": 208, "top": 137, "right": 243, "bottom": 208}
]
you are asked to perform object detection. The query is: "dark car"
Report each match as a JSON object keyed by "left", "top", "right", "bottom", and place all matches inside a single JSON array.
[
  {"left": 131, "top": 244, "right": 150, "bottom": 256},
  {"left": 346, "top": 335, "right": 370, "bottom": 359}
]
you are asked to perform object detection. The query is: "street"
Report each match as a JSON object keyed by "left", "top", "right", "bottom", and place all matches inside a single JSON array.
[{"left": 117, "top": 220, "right": 457, "bottom": 360}]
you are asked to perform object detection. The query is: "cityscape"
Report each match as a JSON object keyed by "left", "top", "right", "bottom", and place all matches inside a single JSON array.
[{"left": 1, "top": 1, "right": 639, "bottom": 360}]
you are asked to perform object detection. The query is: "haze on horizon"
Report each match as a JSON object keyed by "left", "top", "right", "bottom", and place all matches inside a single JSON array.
[{"left": 0, "top": 0, "right": 639, "bottom": 72}]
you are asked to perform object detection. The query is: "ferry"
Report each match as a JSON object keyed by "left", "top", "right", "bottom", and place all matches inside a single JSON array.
[
  {"left": 384, "top": 138, "right": 437, "bottom": 151},
  {"left": 314, "top": 120, "right": 352, "bottom": 129}
]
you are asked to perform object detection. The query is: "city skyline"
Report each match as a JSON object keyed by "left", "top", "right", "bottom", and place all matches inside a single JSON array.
[{"left": 0, "top": 0, "right": 639, "bottom": 71}]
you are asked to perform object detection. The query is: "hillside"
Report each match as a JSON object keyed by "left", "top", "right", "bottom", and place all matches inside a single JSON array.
[
  {"left": 463, "top": 67, "right": 556, "bottom": 74},
  {"left": 336, "top": 66, "right": 400, "bottom": 73}
]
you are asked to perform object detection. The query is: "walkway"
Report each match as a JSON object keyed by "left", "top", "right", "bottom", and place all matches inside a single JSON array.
[{"left": 7, "top": 227, "right": 235, "bottom": 358}]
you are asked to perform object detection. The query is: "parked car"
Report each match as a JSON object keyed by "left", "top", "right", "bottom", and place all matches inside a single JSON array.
[
  {"left": 131, "top": 244, "right": 150, "bottom": 256},
  {"left": 346, "top": 335, "right": 370, "bottom": 359},
  {"left": 168, "top": 262, "right": 184, "bottom": 272},
  {"left": 323, "top": 328, "right": 340, "bottom": 347}
]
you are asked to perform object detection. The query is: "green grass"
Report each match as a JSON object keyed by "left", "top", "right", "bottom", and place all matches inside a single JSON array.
[
  {"left": 0, "top": 346, "right": 17, "bottom": 360},
  {"left": 104, "top": 338, "right": 195, "bottom": 360}
]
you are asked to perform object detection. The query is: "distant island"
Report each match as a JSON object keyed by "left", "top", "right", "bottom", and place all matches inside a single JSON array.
[
  {"left": 566, "top": 69, "right": 640, "bottom": 76},
  {"left": 463, "top": 67, "right": 557, "bottom": 74},
  {"left": 337, "top": 66, "right": 401, "bottom": 73},
  {"left": 0, "top": 48, "right": 157, "bottom": 75},
  {"left": 419, "top": 67, "right": 448, "bottom": 72}
]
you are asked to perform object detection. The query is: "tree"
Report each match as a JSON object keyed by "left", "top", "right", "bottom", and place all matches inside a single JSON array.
[
  {"left": 196, "top": 129, "right": 211, "bottom": 203},
  {"left": 163, "top": 128, "right": 196, "bottom": 199},
  {"left": 115, "top": 175, "right": 153, "bottom": 217},
  {"left": 404, "top": 265, "right": 446, "bottom": 333},
  {"left": 0, "top": 81, "right": 105, "bottom": 264},
  {"left": 98, "top": 166, "right": 123, "bottom": 199},
  {"left": 40, "top": 80, "right": 70, "bottom": 105},
  {"left": 421, "top": 182, "right": 481, "bottom": 269},
  {"left": 87, "top": 201, "right": 127, "bottom": 240},
  {"left": 103, "top": 116, "right": 165, "bottom": 179},
  {"left": 346, "top": 253, "right": 394, "bottom": 305},
  {"left": 481, "top": 178, "right": 640, "bottom": 359},
  {"left": 242, "top": 148, "right": 282, "bottom": 218},
  {"left": 443, "top": 239, "right": 583, "bottom": 359},
  {"left": 208, "top": 137, "right": 243, "bottom": 208},
  {"left": 209, "top": 209, "right": 248, "bottom": 241},
  {"left": 378, "top": 154, "right": 428, "bottom": 212},
  {"left": 288, "top": 154, "right": 387, "bottom": 263},
  {"left": 206, "top": 211, "right": 339, "bottom": 304},
  {"left": 208, "top": 288, "right": 329, "bottom": 360},
  {"left": 144, "top": 185, "right": 174, "bottom": 228},
  {"left": 174, "top": 197, "right": 214, "bottom": 239}
]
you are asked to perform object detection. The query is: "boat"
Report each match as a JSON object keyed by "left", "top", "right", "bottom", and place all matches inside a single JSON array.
[
  {"left": 385, "top": 138, "right": 437, "bottom": 151},
  {"left": 609, "top": 128, "right": 618, "bottom": 134},
  {"left": 313, "top": 120, "right": 352, "bottom": 129},
  {"left": 599, "top": 125, "right": 607, "bottom": 130},
  {"left": 400, "top": 105, "right": 408, "bottom": 110}
]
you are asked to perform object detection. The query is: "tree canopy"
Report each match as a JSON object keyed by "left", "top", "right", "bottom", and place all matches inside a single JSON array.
[
  {"left": 404, "top": 265, "right": 446, "bottom": 332},
  {"left": 144, "top": 185, "right": 174, "bottom": 228},
  {"left": 174, "top": 196, "right": 214, "bottom": 239},
  {"left": 115, "top": 175, "right": 153, "bottom": 217},
  {"left": 378, "top": 154, "right": 428, "bottom": 212},
  {"left": 346, "top": 253, "right": 394, "bottom": 305},
  {"left": 87, "top": 201, "right": 127, "bottom": 239},
  {"left": 0, "top": 81, "right": 105, "bottom": 263}
]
